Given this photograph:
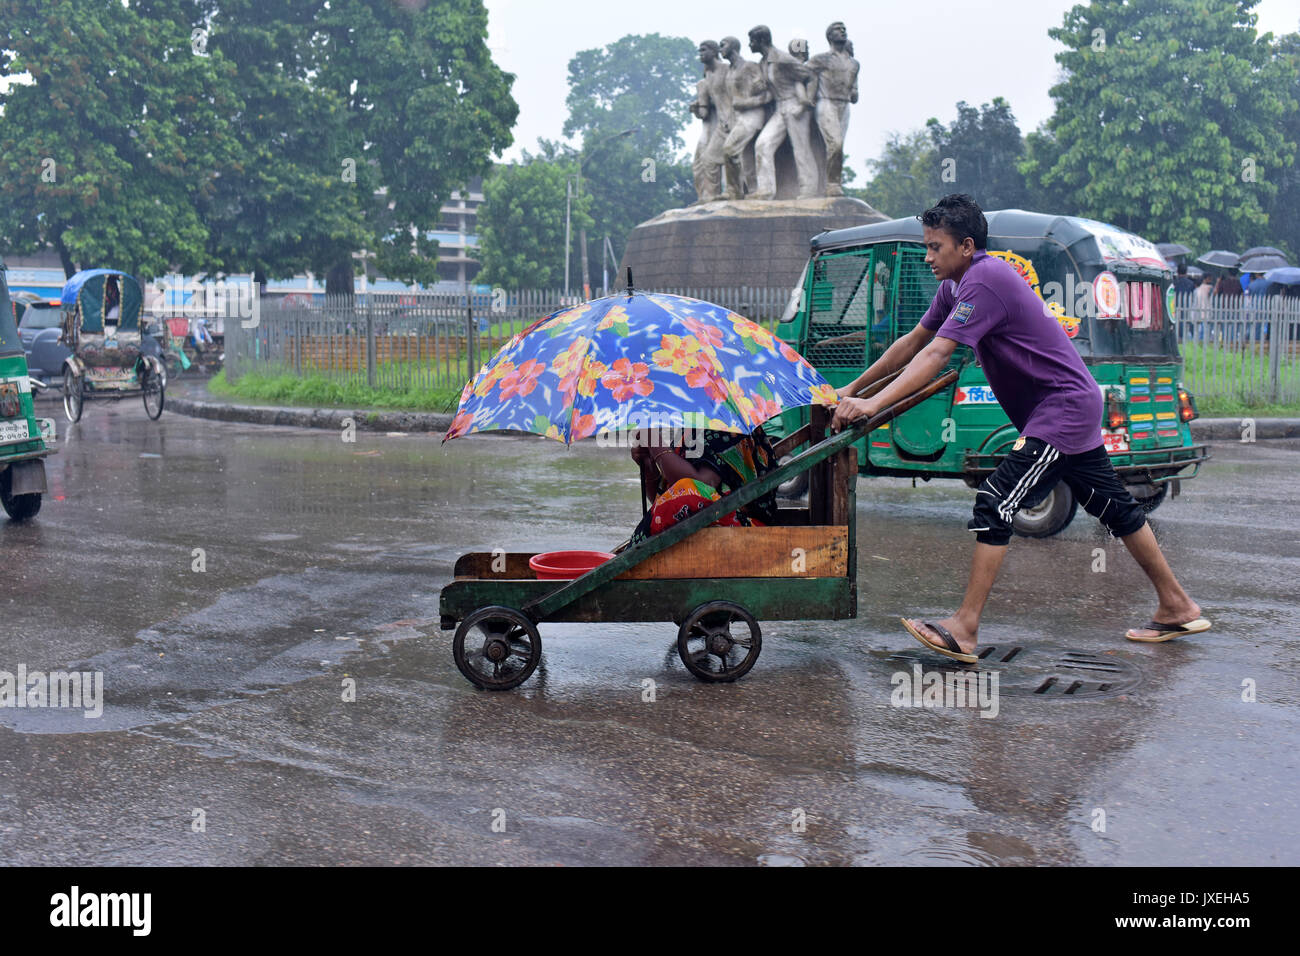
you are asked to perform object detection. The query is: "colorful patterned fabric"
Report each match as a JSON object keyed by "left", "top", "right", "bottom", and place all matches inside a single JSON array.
[
  {"left": 629, "top": 429, "right": 779, "bottom": 545},
  {"left": 444, "top": 292, "right": 836, "bottom": 444}
]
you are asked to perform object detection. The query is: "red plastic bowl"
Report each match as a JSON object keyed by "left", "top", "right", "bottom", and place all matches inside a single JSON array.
[{"left": 529, "top": 550, "right": 614, "bottom": 580}]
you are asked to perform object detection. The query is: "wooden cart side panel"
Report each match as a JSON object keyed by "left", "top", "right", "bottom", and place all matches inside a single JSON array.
[
  {"left": 440, "top": 576, "right": 853, "bottom": 627},
  {"left": 616, "top": 525, "right": 847, "bottom": 579},
  {"left": 454, "top": 552, "right": 538, "bottom": 579}
]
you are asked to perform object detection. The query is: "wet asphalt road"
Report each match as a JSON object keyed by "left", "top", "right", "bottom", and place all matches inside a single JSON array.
[{"left": 1, "top": 396, "right": 1297, "bottom": 866}]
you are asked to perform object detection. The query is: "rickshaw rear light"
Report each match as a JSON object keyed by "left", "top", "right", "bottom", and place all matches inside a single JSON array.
[
  {"left": 1178, "top": 388, "right": 1197, "bottom": 422},
  {"left": 1104, "top": 388, "right": 1125, "bottom": 429}
]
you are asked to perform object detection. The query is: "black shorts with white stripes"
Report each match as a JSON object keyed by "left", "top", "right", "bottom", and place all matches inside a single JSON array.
[{"left": 969, "top": 437, "right": 1147, "bottom": 546}]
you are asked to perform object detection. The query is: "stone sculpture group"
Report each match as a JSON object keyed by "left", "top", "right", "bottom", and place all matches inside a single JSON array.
[{"left": 690, "top": 21, "right": 859, "bottom": 203}]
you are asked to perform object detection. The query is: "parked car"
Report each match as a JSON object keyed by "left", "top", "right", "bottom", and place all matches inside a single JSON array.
[{"left": 17, "top": 299, "right": 71, "bottom": 383}]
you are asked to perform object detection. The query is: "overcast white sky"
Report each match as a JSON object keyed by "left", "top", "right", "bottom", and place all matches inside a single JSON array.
[{"left": 485, "top": 0, "right": 1300, "bottom": 175}]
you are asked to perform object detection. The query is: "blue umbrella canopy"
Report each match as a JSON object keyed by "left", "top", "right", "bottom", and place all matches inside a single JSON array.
[
  {"left": 1263, "top": 267, "right": 1300, "bottom": 288},
  {"left": 445, "top": 292, "right": 836, "bottom": 444}
]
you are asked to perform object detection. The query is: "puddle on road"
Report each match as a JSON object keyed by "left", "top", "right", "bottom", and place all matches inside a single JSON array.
[{"left": 0, "top": 567, "right": 440, "bottom": 734}]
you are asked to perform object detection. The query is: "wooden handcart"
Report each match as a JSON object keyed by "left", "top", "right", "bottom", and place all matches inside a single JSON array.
[{"left": 439, "top": 371, "right": 958, "bottom": 690}]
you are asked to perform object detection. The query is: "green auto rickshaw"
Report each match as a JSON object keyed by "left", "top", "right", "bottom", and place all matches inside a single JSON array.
[
  {"left": 773, "top": 209, "right": 1209, "bottom": 537},
  {"left": 0, "top": 256, "right": 57, "bottom": 521}
]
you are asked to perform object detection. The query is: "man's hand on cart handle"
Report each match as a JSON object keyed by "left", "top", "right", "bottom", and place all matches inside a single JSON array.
[{"left": 831, "top": 338, "right": 957, "bottom": 433}]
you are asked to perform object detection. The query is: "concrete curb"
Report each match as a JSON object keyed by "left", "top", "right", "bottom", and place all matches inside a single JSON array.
[
  {"left": 161, "top": 392, "right": 1299, "bottom": 441},
  {"left": 1190, "top": 418, "right": 1300, "bottom": 440},
  {"left": 166, "top": 394, "right": 454, "bottom": 432}
]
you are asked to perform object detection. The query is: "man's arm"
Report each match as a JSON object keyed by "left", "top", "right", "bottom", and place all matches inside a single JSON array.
[
  {"left": 834, "top": 321, "right": 936, "bottom": 400},
  {"left": 831, "top": 333, "right": 958, "bottom": 432}
]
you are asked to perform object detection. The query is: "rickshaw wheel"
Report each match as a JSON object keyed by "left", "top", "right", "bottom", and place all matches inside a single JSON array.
[
  {"left": 453, "top": 606, "right": 542, "bottom": 691},
  {"left": 0, "top": 469, "right": 41, "bottom": 521},
  {"left": 677, "top": 601, "right": 762, "bottom": 683},
  {"left": 62, "top": 371, "right": 83, "bottom": 423},
  {"left": 142, "top": 365, "right": 165, "bottom": 420}
]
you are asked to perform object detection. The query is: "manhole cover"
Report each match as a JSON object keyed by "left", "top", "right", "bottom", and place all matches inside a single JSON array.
[{"left": 887, "top": 643, "right": 1142, "bottom": 700}]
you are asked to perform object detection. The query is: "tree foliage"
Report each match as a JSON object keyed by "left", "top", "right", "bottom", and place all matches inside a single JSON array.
[
  {"left": 0, "top": 0, "right": 517, "bottom": 289},
  {"left": 476, "top": 33, "right": 695, "bottom": 289},
  {"left": 859, "top": 130, "right": 941, "bottom": 220},
  {"left": 475, "top": 149, "right": 591, "bottom": 289},
  {"left": 926, "top": 98, "right": 1029, "bottom": 211},
  {"left": 312, "top": 0, "right": 517, "bottom": 291},
  {"left": 0, "top": 0, "right": 236, "bottom": 277},
  {"left": 193, "top": 0, "right": 369, "bottom": 286},
  {"left": 1020, "top": 0, "right": 1296, "bottom": 250},
  {"left": 1266, "top": 27, "right": 1300, "bottom": 259},
  {"left": 563, "top": 34, "right": 696, "bottom": 270}
]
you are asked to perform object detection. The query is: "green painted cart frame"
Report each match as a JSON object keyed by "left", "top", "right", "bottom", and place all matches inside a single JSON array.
[{"left": 439, "top": 371, "right": 958, "bottom": 690}]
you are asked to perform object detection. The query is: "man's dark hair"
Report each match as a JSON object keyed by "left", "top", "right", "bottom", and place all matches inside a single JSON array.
[
  {"left": 920, "top": 194, "right": 988, "bottom": 250},
  {"left": 748, "top": 25, "right": 772, "bottom": 46},
  {"left": 1177, "top": 262, "right": 1187, "bottom": 275}
]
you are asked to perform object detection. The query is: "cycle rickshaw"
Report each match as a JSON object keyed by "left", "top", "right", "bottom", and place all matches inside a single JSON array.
[{"left": 59, "top": 270, "right": 165, "bottom": 422}]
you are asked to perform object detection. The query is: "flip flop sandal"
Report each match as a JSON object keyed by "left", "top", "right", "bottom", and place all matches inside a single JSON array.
[
  {"left": 1125, "top": 617, "right": 1212, "bottom": 643},
  {"left": 901, "top": 617, "right": 978, "bottom": 663}
]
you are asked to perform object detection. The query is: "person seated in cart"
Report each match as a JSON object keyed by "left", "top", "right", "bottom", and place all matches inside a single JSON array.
[
  {"left": 831, "top": 194, "right": 1209, "bottom": 662},
  {"left": 627, "top": 427, "right": 779, "bottom": 546}
]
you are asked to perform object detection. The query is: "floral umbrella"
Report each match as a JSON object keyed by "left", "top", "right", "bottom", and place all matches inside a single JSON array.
[{"left": 444, "top": 292, "right": 836, "bottom": 444}]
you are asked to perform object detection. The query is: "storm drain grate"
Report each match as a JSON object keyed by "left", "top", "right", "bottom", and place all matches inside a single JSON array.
[{"left": 888, "top": 644, "right": 1143, "bottom": 700}]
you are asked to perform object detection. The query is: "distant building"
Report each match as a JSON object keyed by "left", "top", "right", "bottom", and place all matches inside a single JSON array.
[{"left": 431, "top": 175, "right": 483, "bottom": 286}]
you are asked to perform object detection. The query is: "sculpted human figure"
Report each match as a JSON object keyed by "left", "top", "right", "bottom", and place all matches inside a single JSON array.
[
  {"left": 809, "top": 21, "right": 859, "bottom": 196},
  {"left": 748, "top": 25, "right": 817, "bottom": 200},
  {"left": 719, "top": 35, "right": 768, "bottom": 200},
  {"left": 788, "top": 38, "right": 808, "bottom": 62},
  {"left": 690, "top": 40, "right": 730, "bottom": 202}
]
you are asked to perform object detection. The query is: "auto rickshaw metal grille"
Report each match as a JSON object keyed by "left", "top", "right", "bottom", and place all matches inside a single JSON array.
[
  {"left": 893, "top": 247, "right": 941, "bottom": 335},
  {"left": 805, "top": 251, "right": 874, "bottom": 369},
  {"left": 887, "top": 644, "right": 1143, "bottom": 700}
]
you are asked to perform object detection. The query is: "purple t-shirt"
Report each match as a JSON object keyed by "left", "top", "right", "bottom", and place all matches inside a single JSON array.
[{"left": 920, "top": 251, "right": 1102, "bottom": 454}]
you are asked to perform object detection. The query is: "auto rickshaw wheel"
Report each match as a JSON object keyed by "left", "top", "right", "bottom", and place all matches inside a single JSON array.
[
  {"left": 1012, "top": 484, "right": 1077, "bottom": 538},
  {"left": 142, "top": 365, "right": 165, "bottom": 420},
  {"left": 1126, "top": 481, "right": 1168, "bottom": 514},
  {"left": 0, "top": 468, "right": 41, "bottom": 521},
  {"left": 62, "top": 370, "right": 83, "bottom": 423},
  {"left": 453, "top": 606, "right": 541, "bottom": 691},
  {"left": 677, "top": 601, "right": 762, "bottom": 683}
]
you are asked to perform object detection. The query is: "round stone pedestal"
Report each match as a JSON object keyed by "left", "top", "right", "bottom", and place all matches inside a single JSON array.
[{"left": 619, "top": 196, "right": 888, "bottom": 290}]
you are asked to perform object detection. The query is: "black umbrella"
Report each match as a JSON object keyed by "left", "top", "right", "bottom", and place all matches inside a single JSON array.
[
  {"left": 1196, "top": 250, "right": 1240, "bottom": 269},
  {"left": 1157, "top": 242, "right": 1192, "bottom": 259},
  {"left": 1184, "top": 264, "right": 1205, "bottom": 279},
  {"left": 1238, "top": 253, "right": 1289, "bottom": 273},
  {"left": 1241, "top": 246, "right": 1287, "bottom": 260}
]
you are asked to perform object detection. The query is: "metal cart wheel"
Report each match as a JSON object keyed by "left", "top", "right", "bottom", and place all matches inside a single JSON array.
[
  {"left": 142, "top": 365, "right": 165, "bottom": 420},
  {"left": 62, "top": 369, "right": 83, "bottom": 423},
  {"left": 677, "top": 601, "right": 762, "bottom": 683},
  {"left": 453, "top": 605, "right": 542, "bottom": 691}
]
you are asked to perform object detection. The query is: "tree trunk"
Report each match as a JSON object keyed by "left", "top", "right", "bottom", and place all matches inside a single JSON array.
[
  {"left": 325, "top": 259, "right": 355, "bottom": 298},
  {"left": 54, "top": 234, "right": 77, "bottom": 279}
]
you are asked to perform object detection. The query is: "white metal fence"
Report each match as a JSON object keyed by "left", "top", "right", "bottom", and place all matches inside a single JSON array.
[
  {"left": 221, "top": 287, "right": 1300, "bottom": 407},
  {"left": 224, "top": 287, "right": 795, "bottom": 393},
  {"left": 1173, "top": 293, "right": 1300, "bottom": 404}
]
